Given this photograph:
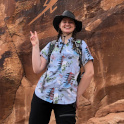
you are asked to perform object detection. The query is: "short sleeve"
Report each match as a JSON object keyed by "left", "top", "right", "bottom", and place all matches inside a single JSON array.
[
  {"left": 81, "top": 40, "right": 94, "bottom": 66},
  {"left": 40, "top": 42, "right": 51, "bottom": 62}
]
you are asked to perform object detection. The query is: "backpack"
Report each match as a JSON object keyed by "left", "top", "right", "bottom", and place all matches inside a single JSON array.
[{"left": 48, "top": 39, "right": 83, "bottom": 84}]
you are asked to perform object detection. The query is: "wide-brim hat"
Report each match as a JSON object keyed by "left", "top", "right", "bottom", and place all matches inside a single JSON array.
[{"left": 53, "top": 10, "right": 82, "bottom": 32}]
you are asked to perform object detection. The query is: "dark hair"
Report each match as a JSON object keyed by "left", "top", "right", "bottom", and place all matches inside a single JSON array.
[
  {"left": 72, "top": 29, "right": 77, "bottom": 49},
  {"left": 56, "top": 29, "right": 62, "bottom": 42}
]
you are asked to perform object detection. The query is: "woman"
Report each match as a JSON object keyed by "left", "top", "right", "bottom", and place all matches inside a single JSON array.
[{"left": 29, "top": 10, "right": 94, "bottom": 124}]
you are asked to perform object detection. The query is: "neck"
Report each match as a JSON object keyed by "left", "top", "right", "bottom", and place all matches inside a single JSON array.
[{"left": 61, "top": 33, "right": 73, "bottom": 44}]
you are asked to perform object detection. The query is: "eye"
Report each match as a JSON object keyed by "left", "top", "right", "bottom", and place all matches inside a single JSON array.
[
  {"left": 61, "top": 20, "right": 66, "bottom": 23},
  {"left": 69, "top": 21, "right": 73, "bottom": 23}
]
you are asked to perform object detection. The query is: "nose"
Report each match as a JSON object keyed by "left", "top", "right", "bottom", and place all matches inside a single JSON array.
[{"left": 65, "top": 22, "right": 70, "bottom": 25}]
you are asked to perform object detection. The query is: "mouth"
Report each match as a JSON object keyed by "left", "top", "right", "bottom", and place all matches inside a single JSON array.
[{"left": 64, "top": 27, "right": 71, "bottom": 29}]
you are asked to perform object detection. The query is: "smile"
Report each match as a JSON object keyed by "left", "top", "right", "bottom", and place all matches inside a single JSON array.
[{"left": 64, "top": 27, "right": 71, "bottom": 29}]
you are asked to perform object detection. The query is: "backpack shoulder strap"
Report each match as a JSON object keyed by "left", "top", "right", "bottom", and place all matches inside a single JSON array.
[
  {"left": 74, "top": 39, "right": 83, "bottom": 84},
  {"left": 48, "top": 40, "right": 56, "bottom": 64},
  {"left": 74, "top": 39, "right": 82, "bottom": 66},
  {"left": 51, "top": 40, "right": 56, "bottom": 45}
]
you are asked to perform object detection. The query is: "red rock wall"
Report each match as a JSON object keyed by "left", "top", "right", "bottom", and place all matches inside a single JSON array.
[{"left": 0, "top": 0, "right": 124, "bottom": 124}]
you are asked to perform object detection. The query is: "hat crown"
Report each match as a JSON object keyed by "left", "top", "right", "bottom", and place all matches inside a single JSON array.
[{"left": 62, "top": 10, "right": 75, "bottom": 19}]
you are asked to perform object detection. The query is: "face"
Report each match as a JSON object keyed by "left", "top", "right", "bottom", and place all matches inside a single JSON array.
[{"left": 59, "top": 17, "right": 76, "bottom": 35}]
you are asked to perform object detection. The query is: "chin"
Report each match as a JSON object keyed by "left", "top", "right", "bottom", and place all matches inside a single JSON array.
[{"left": 63, "top": 31, "right": 73, "bottom": 34}]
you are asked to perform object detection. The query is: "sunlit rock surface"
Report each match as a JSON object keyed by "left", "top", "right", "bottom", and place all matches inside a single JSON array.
[{"left": 0, "top": 0, "right": 124, "bottom": 123}]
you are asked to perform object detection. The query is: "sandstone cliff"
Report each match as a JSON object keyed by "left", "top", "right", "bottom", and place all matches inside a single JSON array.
[{"left": 0, "top": 0, "right": 124, "bottom": 124}]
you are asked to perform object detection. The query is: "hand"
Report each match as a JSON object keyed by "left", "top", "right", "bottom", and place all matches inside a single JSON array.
[{"left": 30, "top": 31, "right": 39, "bottom": 46}]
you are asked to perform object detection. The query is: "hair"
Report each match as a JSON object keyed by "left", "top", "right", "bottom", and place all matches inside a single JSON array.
[
  {"left": 72, "top": 29, "right": 77, "bottom": 49},
  {"left": 56, "top": 29, "right": 62, "bottom": 42}
]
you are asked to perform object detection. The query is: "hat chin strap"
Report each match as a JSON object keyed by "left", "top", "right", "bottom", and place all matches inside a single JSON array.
[
  {"left": 60, "top": 32, "right": 73, "bottom": 53},
  {"left": 62, "top": 32, "right": 73, "bottom": 44},
  {"left": 62, "top": 33, "right": 71, "bottom": 42}
]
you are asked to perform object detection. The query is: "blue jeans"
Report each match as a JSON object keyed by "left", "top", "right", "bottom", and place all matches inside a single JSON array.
[{"left": 29, "top": 93, "right": 76, "bottom": 124}]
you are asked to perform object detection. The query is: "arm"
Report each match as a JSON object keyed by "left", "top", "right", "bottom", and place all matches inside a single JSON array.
[
  {"left": 76, "top": 60, "right": 94, "bottom": 108},
  {"left": 30, "top": 31, "right": 47, "bottom": 74}
]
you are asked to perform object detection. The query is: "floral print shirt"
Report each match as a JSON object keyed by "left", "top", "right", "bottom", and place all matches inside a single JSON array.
[{"left": 35, "top": 37, "right": 93, "bottom": 104}]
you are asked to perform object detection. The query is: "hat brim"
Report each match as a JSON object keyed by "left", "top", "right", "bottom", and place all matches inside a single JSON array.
[{"left": 53, "top": 15, "right": 82, "bottom": 32}]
